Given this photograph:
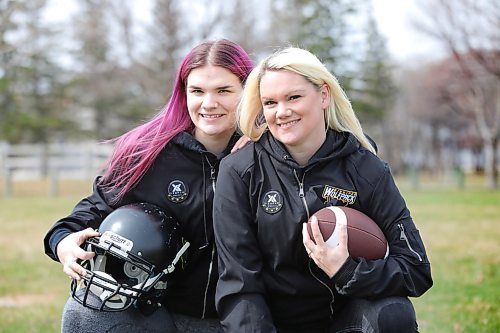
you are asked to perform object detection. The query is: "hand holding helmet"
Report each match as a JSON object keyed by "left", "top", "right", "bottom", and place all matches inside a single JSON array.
[
  {"left": 70, "top": 203, "right": 190, "bottom": 312},
  {"left": 57, "top": 228, "right": 100, "bottom": 280}
]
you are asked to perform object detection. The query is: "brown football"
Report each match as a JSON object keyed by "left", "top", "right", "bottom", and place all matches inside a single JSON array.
[{"left": 307, "top": 206, "right": 388, "bottom": 260}]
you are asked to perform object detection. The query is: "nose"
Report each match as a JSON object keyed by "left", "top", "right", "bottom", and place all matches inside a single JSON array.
[
  {"left": 202, "top": 93, "right": 218, "bottom": 110},
  {"left": 275, "top": 103, "right": 291, "bottom": 118}
]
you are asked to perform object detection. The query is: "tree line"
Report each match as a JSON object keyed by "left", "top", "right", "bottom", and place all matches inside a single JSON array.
[{"left": 0, "top": 0, "right": 498, "bottom": 188}]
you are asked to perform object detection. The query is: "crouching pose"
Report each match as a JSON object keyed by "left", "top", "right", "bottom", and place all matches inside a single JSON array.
[
  {"left": 213, "top": 47, "right": 432, "bottom": 333},
  {"left": 44, "top": 39, "right": 253, "bottom": 332}
]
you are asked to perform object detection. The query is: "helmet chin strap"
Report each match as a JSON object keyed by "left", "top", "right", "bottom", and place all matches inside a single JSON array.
[
  {"left": 90, "top": 253, "right": 107, "bottom": 272},
  {"left": 164, "top": 242, "right": 191, "bottom": 274}
]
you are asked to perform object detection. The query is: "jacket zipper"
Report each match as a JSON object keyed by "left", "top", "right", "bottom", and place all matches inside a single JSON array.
[
  {"left": 293, "top": 169, "right": 310, "bottom": 218},
  {"left": 201, "top": 245, "right": 215, "bottom": 318},
  {"left": 294, "top": 169, "right": 335, "bottom": 316},
  {"left": 398, "top": 224, "right": 423, "bottom": 262},
  {"left": 205, "top": 155, "right": 216, "bottom": 191},
  {"left": 308, "top": 261, "right": 335, "bottom": 316},
  {"left": 201, "top": 155, "right": 216, "bottom": 318}
]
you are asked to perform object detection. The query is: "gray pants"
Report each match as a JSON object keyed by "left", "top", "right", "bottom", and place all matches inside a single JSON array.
[{"left": 61, "top": 295, "right": 223, "bottom": 333}]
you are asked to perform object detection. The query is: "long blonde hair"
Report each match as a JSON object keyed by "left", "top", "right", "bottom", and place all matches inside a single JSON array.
[{"left": 238, "top": 47, "right": 376, "bottom": 154}]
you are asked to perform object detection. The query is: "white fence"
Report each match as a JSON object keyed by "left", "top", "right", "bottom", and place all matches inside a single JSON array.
[{"left": 0, "top": 141, "right": 113, "bottom": 196}]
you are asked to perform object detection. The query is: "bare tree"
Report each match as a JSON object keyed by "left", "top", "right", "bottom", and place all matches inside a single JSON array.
[
  {"left": 414, "top": 0, "right": 500, "bottom": 188},
  {"left": 0, "top": 0, "right": 22, "bottom": 141}
]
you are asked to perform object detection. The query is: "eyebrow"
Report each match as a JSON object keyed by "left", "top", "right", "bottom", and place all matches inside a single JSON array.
[
  {"left": 261, "top": 89, "right": 307, "bottom": 100},
  {"left": 187, "top": 84, "right": 235, "bottom": 90}
]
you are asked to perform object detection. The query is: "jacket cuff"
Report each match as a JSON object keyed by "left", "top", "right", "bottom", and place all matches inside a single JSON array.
[
  {"left": 331, "top": 257, "right": 358, "bottom": 287},
  {"left": 47, "top": 229, "right": 72, "bottom": 261}
]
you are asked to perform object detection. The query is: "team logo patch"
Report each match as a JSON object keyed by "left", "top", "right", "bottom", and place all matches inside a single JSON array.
[
  {"left": 167, "top": 180, "right": 189, "bottom": 203},
  {"left": 322, "top": 186, "right": 357, "bottom": 205},
  {"left": 261, "top": 190, "right": 283, "bottom": 214}
]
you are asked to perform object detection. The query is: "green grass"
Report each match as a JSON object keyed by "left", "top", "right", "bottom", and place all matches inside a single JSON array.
[
  {"left": 398, "top": 175, "right": 500, "bottom": 333},
  {"left": 0, "top": 176, "right": 499, "bottom": 332}
]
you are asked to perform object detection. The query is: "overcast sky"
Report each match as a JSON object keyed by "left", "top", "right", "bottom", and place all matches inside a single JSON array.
[
  {"left": 372, "top": 0, "right": 445, "bottom": 62},
  {"left": 44, "top": 0, "right": 445, "bottom": 64}
]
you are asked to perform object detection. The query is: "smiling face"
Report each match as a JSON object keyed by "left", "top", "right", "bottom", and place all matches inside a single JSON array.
[
  {"left": 260, "top": 69, "right": 330, "bottom": 159},
  {"left": 186, "top": 65, "right": 243, "bottom": 147}
]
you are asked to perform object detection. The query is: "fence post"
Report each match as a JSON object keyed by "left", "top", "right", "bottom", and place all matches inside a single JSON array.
[
  {"left": 49, "top": 169, "right": 59, "bottom": 197},
  {"left": 4, "top": 168, "right": 13, "bottom": 197}
]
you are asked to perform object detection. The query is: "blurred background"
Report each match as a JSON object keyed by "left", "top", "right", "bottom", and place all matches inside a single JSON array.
[
  {"left": 0, "top": 0, "right": 498, "bottom": 332},
  {"left": 0, "top": 0, "right": 498, "bottom": 190}
]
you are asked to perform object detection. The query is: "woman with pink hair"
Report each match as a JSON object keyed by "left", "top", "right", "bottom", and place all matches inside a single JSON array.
[{"left": 44, "top": 39, "right": 253, "bottom": 332}]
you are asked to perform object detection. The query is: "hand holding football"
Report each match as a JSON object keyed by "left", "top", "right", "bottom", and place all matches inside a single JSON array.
[{"left": 306, "top": 206, "right": 388, "bottom": 260}]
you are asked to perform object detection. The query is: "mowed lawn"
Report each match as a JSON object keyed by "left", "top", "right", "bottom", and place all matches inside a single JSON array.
[{"left": 0, "top": 176, "right": 498, "bottom": 333}]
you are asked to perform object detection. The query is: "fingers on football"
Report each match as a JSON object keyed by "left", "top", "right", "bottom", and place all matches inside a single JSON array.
[
  {"left": 302, "top": 223, "right": 314, "bottom": 253},
  {"left": 338, "top": 224, "right": 349, "bottom": 254},
  {"left": 310, "top": 216, "right": 325, "bottom": 245}
]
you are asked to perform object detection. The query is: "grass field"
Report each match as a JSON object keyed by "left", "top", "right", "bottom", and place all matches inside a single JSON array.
[{"left": 0, "top": 175, "right": 498, "bottom": 333}]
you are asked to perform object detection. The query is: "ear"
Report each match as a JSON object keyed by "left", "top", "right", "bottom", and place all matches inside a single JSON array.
[{"left": 320, "top": 84, "right": 331, "bottom": 109}]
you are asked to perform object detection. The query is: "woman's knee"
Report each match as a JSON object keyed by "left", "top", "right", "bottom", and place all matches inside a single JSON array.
[
  {"left": 376, "top": 297, "right": 417, "bottom": 333},
  {"left": 330, "top": 296, "right": 417, "bottom": 333}
]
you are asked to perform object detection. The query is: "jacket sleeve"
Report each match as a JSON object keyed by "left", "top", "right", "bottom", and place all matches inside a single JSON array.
[
  {"left": 213, "top": 160, "right": 277, "bottom": 333},
  {"left": 333, "top": 162, "right": 433, "bottom": 298},
  {"left": 43, "top": 177, "right": 116, "bottom": 261}
]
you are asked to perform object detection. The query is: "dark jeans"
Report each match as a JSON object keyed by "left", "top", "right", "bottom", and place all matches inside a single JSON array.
[
  {"left": 329, "top": 296, "right": 418, "bottom": 333},
  {"left": 61, "top": 292, "right": 222, "bottom": 333},
  {"left": 278, "top": 296, "right": 417, "bottom": 333}
]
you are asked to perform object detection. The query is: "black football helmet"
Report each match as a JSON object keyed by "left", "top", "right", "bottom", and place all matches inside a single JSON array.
[{"left": 70, "top": 202, "right": 190, "bottom": 311}]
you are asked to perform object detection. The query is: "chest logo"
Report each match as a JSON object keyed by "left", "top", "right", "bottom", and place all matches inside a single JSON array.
[
  {"left": 261, "top": 190, "right": 284, "bottom": 214},
  {"left": 167, "top": 180, "right": 189, "bottom": 203},
  {"left": 322, "top": 186, "right": 357, "bottom": 205}
]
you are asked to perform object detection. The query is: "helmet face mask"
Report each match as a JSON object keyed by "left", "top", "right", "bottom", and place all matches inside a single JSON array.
[{"left": 70, "top": 203, "right": 190, "bottom": 312}]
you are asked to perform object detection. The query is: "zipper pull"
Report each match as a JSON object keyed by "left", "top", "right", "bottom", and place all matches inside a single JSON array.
[
  {"left": 209, "top": 167, "right": 216, "bottom": 191},
  {"left": 299, "top": 182, "right": 305, "bottom": 198},
  {"left": 398, "top": 224, "right": 406, "bottom": 240}
]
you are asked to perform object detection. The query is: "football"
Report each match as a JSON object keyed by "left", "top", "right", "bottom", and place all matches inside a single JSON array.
[{"left": 306, "top": 206, "right": 388, "bottom": 260}]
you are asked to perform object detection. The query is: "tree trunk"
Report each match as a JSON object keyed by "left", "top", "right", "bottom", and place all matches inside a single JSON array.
[{"left": 484, "top": 137, "right": 498, "bottom": 189}]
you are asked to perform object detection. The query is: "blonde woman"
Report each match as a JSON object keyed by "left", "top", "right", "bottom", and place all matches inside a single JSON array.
[{"left": 213, "top": 47, "right": 432, "bottom": 332}]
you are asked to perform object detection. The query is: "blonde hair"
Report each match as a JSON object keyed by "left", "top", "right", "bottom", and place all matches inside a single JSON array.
[{"left": 238, "top": 47, "right": 376, "bottom": 154}]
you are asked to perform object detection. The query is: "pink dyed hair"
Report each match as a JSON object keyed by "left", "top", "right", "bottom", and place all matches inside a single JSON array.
[{"left": 99, "top": 39, "right": 253, "bottom": 200}]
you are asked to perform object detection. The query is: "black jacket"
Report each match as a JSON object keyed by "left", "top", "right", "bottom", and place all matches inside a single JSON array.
[
  {"left": 44, "top": 131, "right": 240, "bottom": 319},
  {"left": 213, "top": 130, "right": 433, "bottom": 332}
]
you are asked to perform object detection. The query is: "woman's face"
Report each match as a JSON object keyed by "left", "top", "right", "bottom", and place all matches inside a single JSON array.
[
  {"left": 260, "top": 69, "right": 330, "bottom": 152},
  {"left": 186, "top": 65, "right": 243, "bottom": 144}
]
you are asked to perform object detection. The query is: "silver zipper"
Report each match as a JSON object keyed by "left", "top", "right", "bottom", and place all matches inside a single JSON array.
[
  {"left": 201, "top": 245, "right": 215, "bottom": 318},
  {"left": 308, "top": 261, "right": 335, "bottom": 316},
  {"left": 205, "top": 155, "right": 216, "bottom": 192},
  {"left": 202, "top": 155, "right": 216, "bottom": 318},
  {"left": 296, "top": 169, "right": 335, "bottom": 315},
  {"left": 293, "top": 169, "right": 310, "bottom": 218},
  {"left": 398, "top": 224, "right": 423, "bottom": 262},
  {"left": 210, "top": 168, "right": 216, "bottom": 191}
]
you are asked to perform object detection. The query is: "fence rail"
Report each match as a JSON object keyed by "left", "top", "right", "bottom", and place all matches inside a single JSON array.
[{"left": 0, "top": 141, "right": 113, "bottom": 196}]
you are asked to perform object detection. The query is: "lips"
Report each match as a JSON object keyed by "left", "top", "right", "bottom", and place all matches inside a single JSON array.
[
  {"left": 277, "top": 119, "right": 300, "bottom": 128},
  {"left": 201, "top": 114, "right": 224, "bottom": 119}
]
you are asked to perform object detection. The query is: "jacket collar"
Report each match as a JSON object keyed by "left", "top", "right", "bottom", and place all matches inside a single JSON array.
[
  {"left": 258, "top": 129, "right": 360, "bottom": 168},
  {"left": 171, "top": 131, "right": 240, "bottom": 159}
]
